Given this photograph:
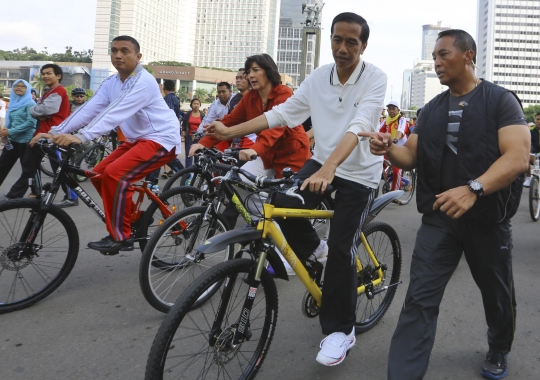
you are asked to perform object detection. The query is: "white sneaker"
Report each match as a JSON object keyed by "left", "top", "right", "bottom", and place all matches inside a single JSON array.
[
  {"left": 524, "top": 176, "right": 531, "bottom": 188},
  {"left": 313, "top": 240, "right": 328, "bottom": 262},
  {"left": 316, "top": 328, "right": 356, "bottom": 366}
]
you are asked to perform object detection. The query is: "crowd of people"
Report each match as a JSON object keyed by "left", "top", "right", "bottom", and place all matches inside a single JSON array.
[{"left": 0, "top": 10, "right": 535, "bottom": 379}]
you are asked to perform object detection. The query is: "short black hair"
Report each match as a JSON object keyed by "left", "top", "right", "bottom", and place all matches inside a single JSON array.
[
  {"left": 163, "top": 79, "right": 176, "bottom": 92},
  {"left": 244, "top": 54, "right": 281, "bottom": 87},
  {"left": 535, "top": 112, "right": 540, "bottom": 118},
  {"left": 437, "top": 29, "right": 477, "bottom": 64},
  {"left": 331, "top": 12, "right": 370, "bottom": 45},
  {"left": 190, "top": 98, "right": 201, "bottom": 107},
  {"left": 41, "top": 63, "right": 64, "bottom": 83},
  {"left": 112, "top": 35, "right": 141, "bottom": 53},
  {"left": 238, "top": 68, "right": 245, "bottom": 72},
  {"left": 217, "top": 82, "right": 231, "bottom": 90}
]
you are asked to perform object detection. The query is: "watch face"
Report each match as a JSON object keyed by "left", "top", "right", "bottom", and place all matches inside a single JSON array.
[{"left": 470, "top": 181, "right": 481, "bottom": 191}]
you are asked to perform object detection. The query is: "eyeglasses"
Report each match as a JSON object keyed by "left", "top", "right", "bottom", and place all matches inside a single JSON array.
[{"left": 14, "top": 85, "right": 27, "bottom": 89}]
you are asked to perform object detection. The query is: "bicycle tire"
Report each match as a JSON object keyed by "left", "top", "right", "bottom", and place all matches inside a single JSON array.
[
  {"left": 139, "top": 206, "right": 234, "bottom": 313},
  {"left": 0, "top": 199, "right": 79, "bottom": 313},
  {"left": 355, "top": 221, "right": 402, "bottom": 333},
  {"left": 145, "top": 258, "right": 278, "bottom": 380},
  {"left": 74, "top": 144, "right": 105, "bottom": 182},
  {"left": 39, "top": 153, "right": 56, "bottom": 177},
  {"left": 397, "top": 170, "right": 416, "bottom": 205},
  {"left": 529, "top": 175, "right": 540, "bottom": 221},
  {"left": 137, "top": 186, "right": 205, "bottom": 253},
  {"left": 162, "top": 166, "right": 215, "bottom": 195}
]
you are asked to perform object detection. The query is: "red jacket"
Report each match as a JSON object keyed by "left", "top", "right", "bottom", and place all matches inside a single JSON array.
[
  {"left": 200, "top": 85, "right": 310, "bottom": 176},
  {"left": 35, "top": 85, "right": 70, "bottom": 134}
]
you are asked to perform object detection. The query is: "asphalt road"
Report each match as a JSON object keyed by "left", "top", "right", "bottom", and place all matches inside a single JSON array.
[{"left": 1, "top": 165, "right": 539, "bottom": 380}]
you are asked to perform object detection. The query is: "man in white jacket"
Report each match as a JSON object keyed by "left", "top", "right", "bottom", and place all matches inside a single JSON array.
[
  {"left": 204, "top": 12, "right": 387, "bottom": 367},
  {"left": 31, "top": 36, "right": 181, "bottom": 253}
]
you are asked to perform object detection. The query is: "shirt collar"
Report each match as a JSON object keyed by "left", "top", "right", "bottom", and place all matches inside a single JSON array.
[
  {"left": 116, "top": 63, "right": 144, "bottom": 79},
  {"left": 330, "top": 58, "right": 366, "bottom": 86}
]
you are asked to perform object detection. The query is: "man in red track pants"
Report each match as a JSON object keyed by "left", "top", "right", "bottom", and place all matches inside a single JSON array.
[{"left": 31, "top": 35, "right": 181, "bottom": 253}]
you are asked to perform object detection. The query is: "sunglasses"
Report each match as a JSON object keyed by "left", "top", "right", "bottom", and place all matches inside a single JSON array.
[{"left": 74, "top": 95, "right": 85, "bottom": 98}]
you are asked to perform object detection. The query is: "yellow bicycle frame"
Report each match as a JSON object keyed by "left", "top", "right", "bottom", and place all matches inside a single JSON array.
[{"left": 254, "top": 203, "right": 386, "bottom": 307}]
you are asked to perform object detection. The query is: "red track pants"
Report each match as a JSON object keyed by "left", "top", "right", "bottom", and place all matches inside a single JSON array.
[{"left": 91, "top": 140, "right": 176, "bottom": 241}]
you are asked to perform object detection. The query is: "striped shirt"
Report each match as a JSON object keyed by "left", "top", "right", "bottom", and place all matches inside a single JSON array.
[{"left": 51, "top": 64, "right": 181, "bottom": 152}]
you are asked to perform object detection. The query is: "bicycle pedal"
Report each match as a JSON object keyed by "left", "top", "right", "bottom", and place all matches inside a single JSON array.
[{"left": 100, "top": 250, "right": 120, "bottom": 256}]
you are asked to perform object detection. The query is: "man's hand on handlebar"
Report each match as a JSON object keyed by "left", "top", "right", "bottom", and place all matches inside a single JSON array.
[
  {"left": 204, "top": 120, "right": 230, "bottom": 140},
  {"left": 52, "top": 134, "right": 82, "bottom": 147},
  {"left": 239, "top": 148, "right": 257, "bottom": 162},
  {"left": 300, "top": 164, "right": 336, "bottom": 194},
  {"left": 189, "top": 143, "right": 205, "bottom": 157},
  {"left": 29, "top": 133, "right": 54, "bottom": 147}
]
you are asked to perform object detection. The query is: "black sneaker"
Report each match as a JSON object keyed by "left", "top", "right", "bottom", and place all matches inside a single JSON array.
[
  {"left": 87, "top": 235, "right": 134, "bottom": 253},
  {"left": 54, "top": 198, "right": 79, "bottom": 208},
  {"left": 481, "top": 350, "right": 508, "bottom": 379}
]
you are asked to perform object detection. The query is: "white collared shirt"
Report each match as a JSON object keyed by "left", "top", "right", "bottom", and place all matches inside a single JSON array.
[
  {"left": 264, "top": 59, "right": 387, "bottom": 188},
  {"left": 197, "top": 97, "right": 232, "bottom": 132},
  {"left": 51, "top": 64, "right": 181, "bottom": 152}
]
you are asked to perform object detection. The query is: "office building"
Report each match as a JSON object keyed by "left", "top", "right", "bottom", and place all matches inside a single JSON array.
[
  {"left": 276, "top": 0, "right": 319, "bottom": 87},
  {"left": 477, "top": 0, "right": 540, "bottom": 107},
  {"left": 422, "top": 22, "right": 451, "bottom": 60},
  {"left": 409, "top": 60, "right": 447, "bottom": 109},
  {"left": 193, "top": 0, "right": 280, "bottom": 70},
  {"left": 91, "top": 0, "right": 197, "bottom": 90}
]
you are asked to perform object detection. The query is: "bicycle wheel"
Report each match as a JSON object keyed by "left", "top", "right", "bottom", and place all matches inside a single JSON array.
[
  {"left": 39, "top": 153, "right": 56, "bottom": 177},
  {"left": 137, "top": 186, "right": 205, "bottom": 253},
  {"left": 74, "top": 144, "right": 105, "bottom": 182},
  {"left": 397, "top": 169, "right": 416, "bottom": 205},
  {"left": 162, "top": 167, "right": 215, "bottom": 196},
  {"left": 139, "top": 206, "right": 234, "bottom": 313},
  {"left": 355, "top": 221, "right": 402, "bottom": 333},
  {"left": 145, "top": 258, "right": 278, "bottom": 380},
  {"left": 0, "top": 199, "right": 79, "bottom": 313},
  {"left": 529, "top": 175, "right": 540, "bottom": 221}
]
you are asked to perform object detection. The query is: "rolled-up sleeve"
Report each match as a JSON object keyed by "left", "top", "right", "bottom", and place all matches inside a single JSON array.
[{"left": 345, "top": 73, "right": 388, "bottom": 137}]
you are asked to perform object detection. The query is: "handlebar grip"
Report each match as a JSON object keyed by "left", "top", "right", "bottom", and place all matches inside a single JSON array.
[
  {"left": 214, "top": 162, "right": 234, "bottom": 172},
  {"left": 250, "top": 154, "right": 258, "bottom": 160}
]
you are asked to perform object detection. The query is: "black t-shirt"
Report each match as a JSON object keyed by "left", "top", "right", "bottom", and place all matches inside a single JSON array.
[{"left": 414, "top": 82, "right": 527, "bottom": 191}]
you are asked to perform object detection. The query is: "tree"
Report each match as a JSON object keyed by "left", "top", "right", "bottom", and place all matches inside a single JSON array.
[
  {"left": 523, "top": 105, "right": 540, "bottom": 123},
  {"left": 149, "top": 61, "right": 193, "bottom": 67},
  {"left": 0, "top": 83, "right": 5, "bottom": 96},
  {"left": 194, "top": 88, "right": 208, "bottom": 101},
  {"left": 177, "top": 90, "right": 189, "bottom": 103},
  {"left": 143, "top": 65, "right": 155, "bottom": 76},
  {"left": 31, "top": 74, "right": 46, "bottom": 96}
]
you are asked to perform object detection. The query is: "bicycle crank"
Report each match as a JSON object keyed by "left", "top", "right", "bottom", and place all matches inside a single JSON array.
[{"left": 301, "top": 289, "right": 321, "bottom": 318}]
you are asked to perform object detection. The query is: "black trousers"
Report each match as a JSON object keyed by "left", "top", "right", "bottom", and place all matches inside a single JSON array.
[
  {"left": 6, "top": 144, "right": 71, "bottom": 199},
  {"left": 274, "top": 159, "right": 377, "bottom": 335},
  {"left": 387, "top": 211, "right": 516, "bottom": 380},
  {"left": 0, "top": 141, "right": 29, "bottom": 189}
]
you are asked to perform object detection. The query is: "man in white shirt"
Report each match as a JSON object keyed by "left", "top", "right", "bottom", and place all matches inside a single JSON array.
[
  {"left": 205, "top": 12, "right": 387, "bottom": 367},
  {"left": 0, "top": 95, "right": 6, "bottom": 128},
  {"left": 196, "top": 82, "right": 233, "bottom": 133},
  {"left": 30, "top": 35, "right": 181, "bottom": 253}
]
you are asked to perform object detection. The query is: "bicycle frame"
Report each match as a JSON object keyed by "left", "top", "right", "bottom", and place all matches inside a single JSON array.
[
  {"left": 252, "top": 203, "right": 384, "bottom": 307},
  {"left": 38, "top": 145, "right": 174, "bottom": 240}
]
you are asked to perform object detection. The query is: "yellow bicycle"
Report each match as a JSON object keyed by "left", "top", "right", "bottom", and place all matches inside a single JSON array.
[{"left": 145, "top": 167, "right": 403, "bottom": 379}]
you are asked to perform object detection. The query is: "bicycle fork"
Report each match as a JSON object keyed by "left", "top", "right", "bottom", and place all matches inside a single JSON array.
[{"left": 209, "top": 250, "right": 268, "bottom": 347}]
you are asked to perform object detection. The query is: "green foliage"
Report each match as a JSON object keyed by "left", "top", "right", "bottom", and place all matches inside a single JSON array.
[
  {"left": 0, "top": 46, "right": 92, "bottom": 62},
  {"left": 30, "top": 74, "right": 46, "bottom": 96},
  {"left": 194, "top": 88, "right": 208, "bottom": 101},
  {"left": 143, "top": 65, "right": 155, "bottom": 75},
  {"left": 149, "top": 61, "right": 193, "bottom": 67},
  {"left": 410, "top": 106, "right": 418, "bottom": 110},
  {"left": 201, "top": 66, "right": 234, "bottom": 72},
  {"left": 64, "top": 85, "right": 94, "bottom": 101},
  {"left": 176, "top": 90, "right": 189, "bottom": 103},
  {"left": 523, "top": 105, "right": 540, "bottom": 123},
  {"left": 0, "top": 83, "right": 5, "bottom": 96}
]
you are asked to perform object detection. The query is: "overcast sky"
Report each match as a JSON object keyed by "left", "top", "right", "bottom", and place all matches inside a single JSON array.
[{"left": 2, "top": 0, "right": 477, "bottom": 104}]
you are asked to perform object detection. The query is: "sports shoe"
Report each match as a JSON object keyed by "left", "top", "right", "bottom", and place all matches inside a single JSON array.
[
  {"left": 481, "top": 351, "right": 508, "bottom": 379},
  {"left": 313, "top": 240, "right": 328, "bottom": 262},
  {"left": 523, "top": 176, "right": 531, "bottom": 188},
  {"left": 88, "top": 235, "right": 134, "bottom": 253},
  {"left": 316, "top": 328, "right": 356, "bottom": 366},
  {"left": 54, "top": 198, "right": 79, "bottom": 208}
]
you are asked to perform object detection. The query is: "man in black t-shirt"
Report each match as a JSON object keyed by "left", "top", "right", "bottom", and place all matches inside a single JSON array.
[{"left": 360, "top": 30, "right": 530, "bottom": 380}]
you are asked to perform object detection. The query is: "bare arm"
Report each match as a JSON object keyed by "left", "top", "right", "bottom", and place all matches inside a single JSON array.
[
  {"left": 357, "top": 131, "right": 418, "bottom": 170},
  {"left": 204, "top": 114, "right": 269, "bottom": 140}
]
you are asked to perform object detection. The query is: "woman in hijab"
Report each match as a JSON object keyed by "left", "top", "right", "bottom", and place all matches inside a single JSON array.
[{"left": 0, "top": 79, "right": 37, "bottom": 192}]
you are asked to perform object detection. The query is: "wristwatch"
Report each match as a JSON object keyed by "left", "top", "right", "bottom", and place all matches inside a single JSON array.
[
  {"left": 392, "top": 138, "right": 399, "bottom": 145},
  {"left": 468, "top": 179, "right": 484, "bottom": 197}
]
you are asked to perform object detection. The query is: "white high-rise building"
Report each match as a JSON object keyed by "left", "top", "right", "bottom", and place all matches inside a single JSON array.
[
  {"left": 400, "top": 69, "right": 413, "bottom": 110},
  {"left": 194, "top": 0, "right": 280, "bottom": 70},
  {"left": 477, "top": 0, "right": 540, "bottom": 107},
  {"left": 410, "top": 60, "right": 448, "bottom": 109},
  {"left": 91, "top": 0, "right": 197, "bottom": 90},
  {"left": 422, "top": 22, "right": 451, "bottom": 60}
]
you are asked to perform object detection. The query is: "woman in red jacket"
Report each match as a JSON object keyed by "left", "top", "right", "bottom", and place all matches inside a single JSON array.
[{"left": 192, "top": 54, "right": 311, "bottom": 179}]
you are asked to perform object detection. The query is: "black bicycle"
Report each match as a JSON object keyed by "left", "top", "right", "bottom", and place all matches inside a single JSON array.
[{"left": 0, "top": 140, "right": 202, "bottom": 314}]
